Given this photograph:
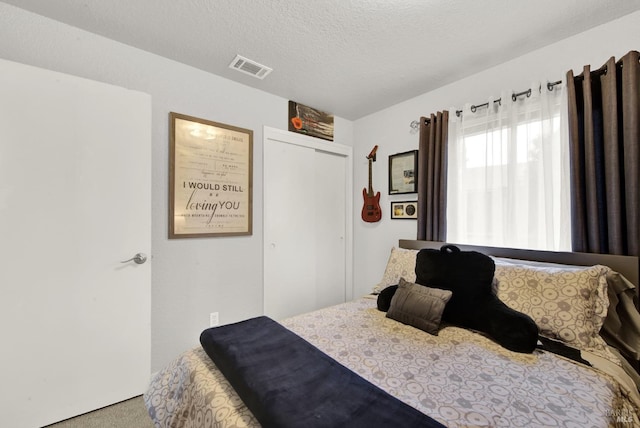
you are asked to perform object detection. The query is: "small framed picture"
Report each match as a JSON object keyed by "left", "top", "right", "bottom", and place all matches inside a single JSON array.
[
  {"left": 388, "top": 150, "right": 418, "bottom": 194},
  {"left": 391, "top": 201, "right": 418, "bottom": 219}
]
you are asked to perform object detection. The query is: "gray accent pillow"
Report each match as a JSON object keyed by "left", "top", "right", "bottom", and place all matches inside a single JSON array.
[{"left": 386, "top": 278, "right": 453, "bottom": 335}]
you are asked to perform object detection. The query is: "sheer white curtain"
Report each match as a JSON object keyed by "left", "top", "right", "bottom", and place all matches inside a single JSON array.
[{"left": 447, "top": 81, "right": 571, "bottom": 251}]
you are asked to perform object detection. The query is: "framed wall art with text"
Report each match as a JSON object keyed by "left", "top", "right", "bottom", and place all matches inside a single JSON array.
[{"left": 169, "top": 112, "right": 253, "bottom": 238}]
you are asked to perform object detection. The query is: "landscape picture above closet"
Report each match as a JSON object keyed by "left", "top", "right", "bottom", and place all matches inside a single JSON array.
[{"left": 288, "top": 100, "right": 334, "bottom": 141}]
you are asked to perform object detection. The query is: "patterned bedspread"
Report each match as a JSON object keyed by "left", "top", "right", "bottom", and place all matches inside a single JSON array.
[{"left": 145, "top": 297, "right": 640, "bottom": 427}]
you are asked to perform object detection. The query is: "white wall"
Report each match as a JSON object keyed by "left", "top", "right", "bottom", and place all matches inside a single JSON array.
[
  {"left": 3, "top": 1, "right": 639, "bottom": 371},
  {"left": 0, "top": 2, "right": 353, "bottom": 371},
  {"left": 352, "top": 11, "right": 640, "bottom": 297}
]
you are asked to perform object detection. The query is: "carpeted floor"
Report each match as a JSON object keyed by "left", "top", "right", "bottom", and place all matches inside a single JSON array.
[{"left": 44, "top": 396, "right": 154, "bottom": 428}]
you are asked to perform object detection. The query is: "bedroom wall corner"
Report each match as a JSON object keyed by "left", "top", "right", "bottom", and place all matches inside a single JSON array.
[
  {"left": 351, "top": 10, "right": 640, "bottom": 298},
  {"left": 0, "top": 2, "right": 354, "bottom": 373}
]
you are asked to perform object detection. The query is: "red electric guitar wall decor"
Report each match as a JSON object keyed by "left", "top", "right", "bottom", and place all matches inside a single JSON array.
[{"left": 361, "top": 145, "right": 382, "bottom": 222}]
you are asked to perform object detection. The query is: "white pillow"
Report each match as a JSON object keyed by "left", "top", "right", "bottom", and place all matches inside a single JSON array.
[
  {"left": 493, "top": 262, "right": 611, "bottom": 352},
  {"left": 373, "top": 247, "right": 418, "bottom": 293},
  {"left": 493, "top": 256, "right": 640, "bottom": 359}
]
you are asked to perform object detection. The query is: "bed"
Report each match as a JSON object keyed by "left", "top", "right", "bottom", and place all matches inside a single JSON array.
[{"left": 144, "top": 240, "right": 640, "bottom": 427}]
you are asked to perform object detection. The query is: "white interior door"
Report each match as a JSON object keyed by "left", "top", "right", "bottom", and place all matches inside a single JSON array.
[
  {"left": 0, "top": 59, "right": 151, "bottom": 428},
  {"left": 263, "top": 128, "right": 352, "bottom": 320}
]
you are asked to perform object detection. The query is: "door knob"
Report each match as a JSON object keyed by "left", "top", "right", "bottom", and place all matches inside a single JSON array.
[{"left": 120, "top": 253, "right": 147, "bottom": 265}]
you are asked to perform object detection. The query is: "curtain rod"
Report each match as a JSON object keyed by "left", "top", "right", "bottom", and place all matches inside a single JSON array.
[
  {"left": 411, "top": 80, "right": 562, "bottom": 129},
  {"left": 454, "top": 80, "right": 562, "bottom": 118},
  {"left": 414, "top": 55, "right": 638, "bottom": 129}
]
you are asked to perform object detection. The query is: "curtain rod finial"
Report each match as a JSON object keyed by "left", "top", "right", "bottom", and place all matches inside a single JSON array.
[{"left": 410, "top": 120, "right": 420, "bottom": 134}]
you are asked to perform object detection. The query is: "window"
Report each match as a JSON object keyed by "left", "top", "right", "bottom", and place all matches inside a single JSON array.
[{"left": 446, "top": 86, "right": 570, "bottom": 251}]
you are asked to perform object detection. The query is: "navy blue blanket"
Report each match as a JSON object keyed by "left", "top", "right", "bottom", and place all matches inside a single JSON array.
[{"left": 200, "top": 316, "right": 445, "bottom": 428}]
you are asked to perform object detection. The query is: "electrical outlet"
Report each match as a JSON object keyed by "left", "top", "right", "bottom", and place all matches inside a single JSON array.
[{"left": 209, "top": 312, "right": 219, "bottom": 327}]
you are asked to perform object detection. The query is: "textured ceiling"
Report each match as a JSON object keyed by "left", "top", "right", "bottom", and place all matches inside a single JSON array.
[{"left": 4, "top": 0, "right": 640, "bottom": 120}]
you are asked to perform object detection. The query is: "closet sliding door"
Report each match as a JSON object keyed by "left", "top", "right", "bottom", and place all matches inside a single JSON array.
[{"left": 263, "top": 127, "right": 352, "bottom": 320}]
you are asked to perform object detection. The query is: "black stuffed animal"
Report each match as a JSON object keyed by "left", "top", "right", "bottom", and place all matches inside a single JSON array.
[
  {"left": 414, "top": 245, "right": 538, "bottom": 353},
  {"left": 376, "top": 284, "right": 398, "bottom": 312}
]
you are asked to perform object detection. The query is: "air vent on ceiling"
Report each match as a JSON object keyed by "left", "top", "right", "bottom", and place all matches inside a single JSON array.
[{"left": 229, "top": 54, "right": 273, "bottom": 80}]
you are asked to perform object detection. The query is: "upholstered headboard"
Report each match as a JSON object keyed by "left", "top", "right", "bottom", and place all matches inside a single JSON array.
[{"left": 399, "top": 240, "right": 639, "bottom": 289}]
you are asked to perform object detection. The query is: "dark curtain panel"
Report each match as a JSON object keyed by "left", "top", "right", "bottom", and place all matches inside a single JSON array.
[
  {"left": 417, "top": 111, "right": 449, "bottom": 241},
  {"left": 567, "top": 50, "right": 640, "bottom": 255}
]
